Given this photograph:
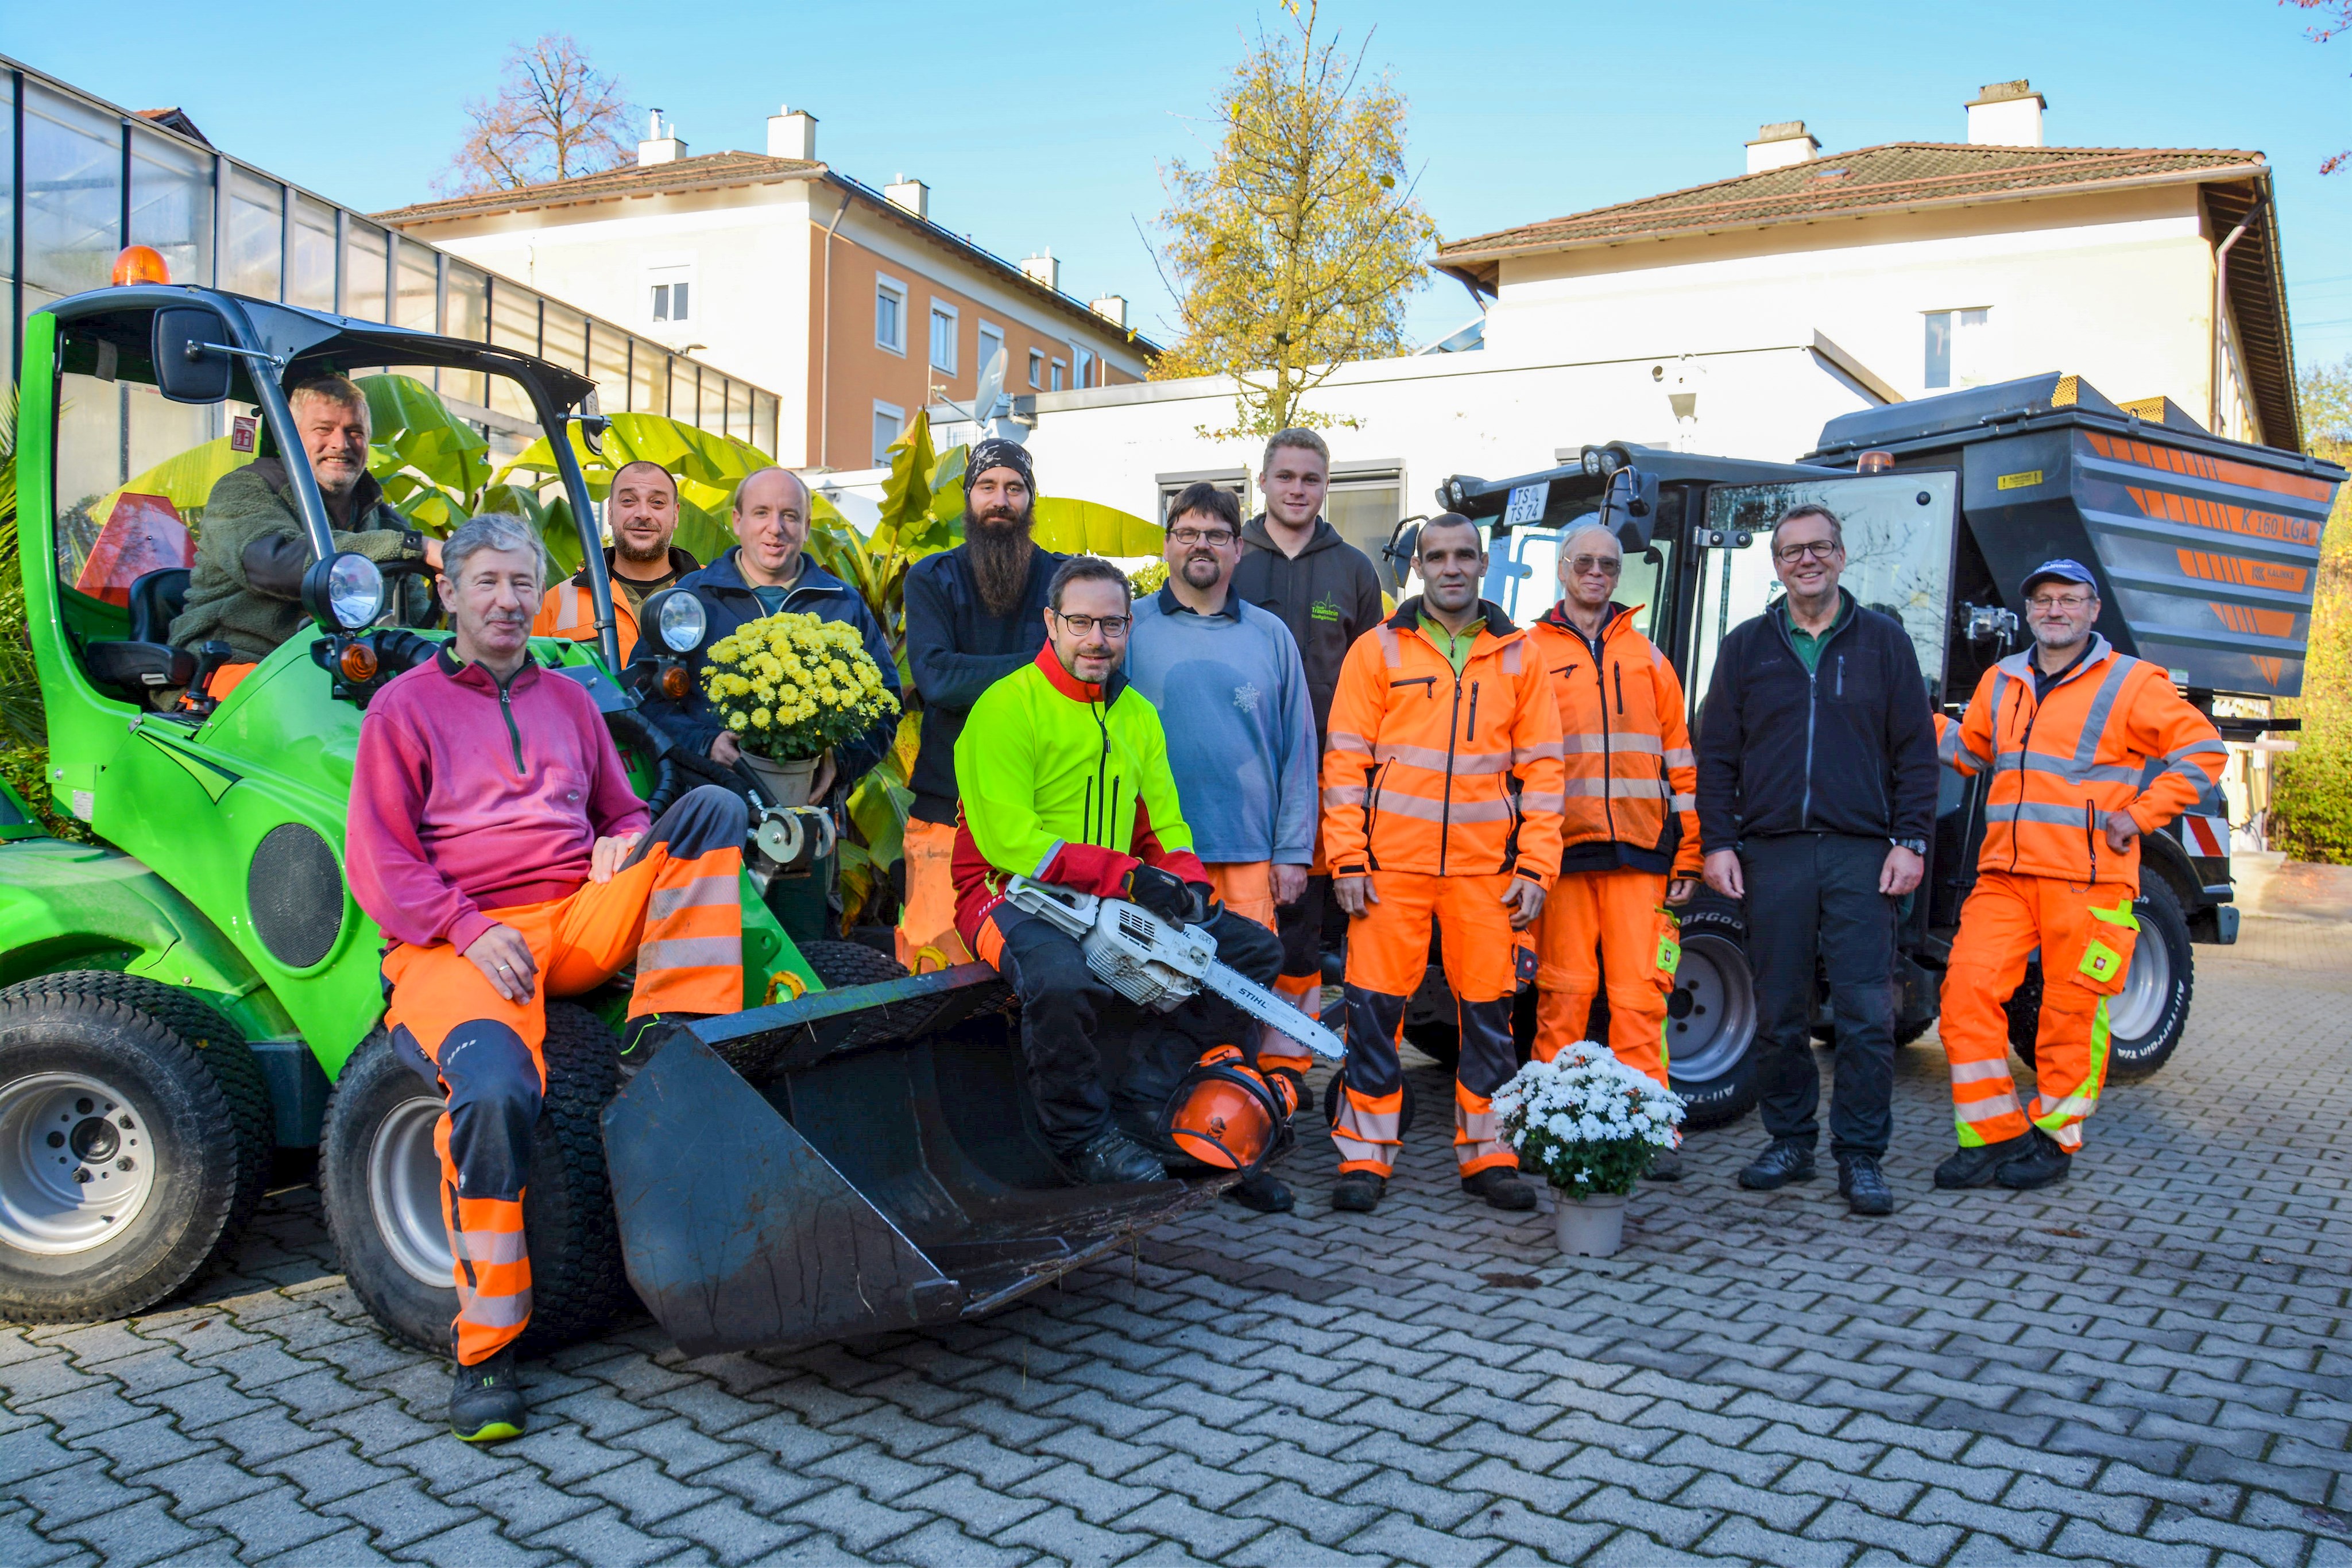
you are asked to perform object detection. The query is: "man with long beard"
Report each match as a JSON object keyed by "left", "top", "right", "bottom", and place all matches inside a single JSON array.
[{"left": 899, "top": 440, "right": 1065, "bottom": 968}]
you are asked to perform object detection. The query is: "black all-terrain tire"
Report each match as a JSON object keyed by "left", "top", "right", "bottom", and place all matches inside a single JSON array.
[
  {"left": 1664, "top": 906, "right": 1762, "bottom": 1130},
  {"left": 2006, "top": 874, "right": 2195, "bottom": 1082},
  {"left": 0, "top": 993, "right": 252, "bottom": 1321},
  {"left": 0, "top": 973, "right": 273, "bottom": 1242},
  {"left": 798, "top": 939, "right": 911, "bottom": 990},
  {"left": 319, "top": 1004, "right": 633, "bottom": 1356}
]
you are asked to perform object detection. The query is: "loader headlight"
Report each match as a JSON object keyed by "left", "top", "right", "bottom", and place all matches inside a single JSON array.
[
  {"left": 656, "top": 591, "right": 707, "bottom": 653},
  {"left": 302, "top": 551, "right": 386, "bottom": 632}
]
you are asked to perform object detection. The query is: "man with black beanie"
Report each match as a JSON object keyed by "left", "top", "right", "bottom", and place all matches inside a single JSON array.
[{"left": 898, "top": 439, "right": 1065, "bottom": 967}]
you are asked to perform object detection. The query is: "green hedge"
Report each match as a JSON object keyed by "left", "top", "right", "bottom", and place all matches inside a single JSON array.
[{"left": 2270, "top": 740, "right": 2352, "bottom": 865}]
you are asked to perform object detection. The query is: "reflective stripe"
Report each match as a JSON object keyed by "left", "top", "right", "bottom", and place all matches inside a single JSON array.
[
  {"left": 1501, "top": 640, "right": 1523, "bottom": 676},
  {"left": 1378, "top": 627, "right": 1401, "bottom": 668},
  {"left": 1328, "top": 730, "right": 1374, "bottom": 757},
  {"left": 1514, "top": 741, "right": 1566, "bottom": 764},
  {"left": 648, "top": 874, "right": 741, "bottom": 921},
  {"left": 1033, "top": 840, "right": 1067, "bottom": 877},
  {"left": 2165, "top": 738, "right": 2227, "bottom": 762},
  {"left": 1370, "top": 791, "right": 1517, "bottom": 823},
  {"left": 554, "top": 587, "right": 584, "bottom": 631},
  {"left": 1562, "top": 777, "right": 1665, "bottom": 799},
  {"left": 454, "top": 1285, "right": 532, "bottom": 1329},
  {"left": 636, "top": 936, "right": 742, "bottom": 970},
  {"left": 2002, "top": 801, "right": 2103, "bottom": 826},
  {"left": 1948, "top": 1058, "right": 2017, "bottom": 1085},
  {"left": 454, "top": 1226, "right": 528, "bottom": 1265},
  {"left": 1667, "top": 792, "right": 1695, "bottom": 812},
  {"left": 1521, "top": 791, "right": 1565, "bottom": 814},
  {"left": 1993, "top": 753, "right": 2141, "bottom": 786},
  {"left": 1956, "top": 1090, "right": 2024, "bottom": 1125},
  {"left": 1662, "top": 747, "right": 1695, "bottom": 768},
  {"left": 1376, "top": 742, "right": 1513, "bottom": 772},
  {"left": 1323, "top": 785, "right": 1367, "bottom": 808},
  {"left": 2070, "top": 655, "right": 2137, "bottom": 771},
  {"left": 1563, "top": 731, "right": 1664, "bottom": 756}
]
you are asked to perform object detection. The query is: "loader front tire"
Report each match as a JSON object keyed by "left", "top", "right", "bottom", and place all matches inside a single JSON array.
[
  {"left": 320, "top": 1004, "right": 633, "bottom": 1356},
  {"left": 0, "top": 993, "right": 249, "bottom": 1322}
]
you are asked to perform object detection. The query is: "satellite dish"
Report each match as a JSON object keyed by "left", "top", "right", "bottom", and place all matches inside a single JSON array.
[{"left": 973, "top": 343, "right": 1008, "bottom": 424}]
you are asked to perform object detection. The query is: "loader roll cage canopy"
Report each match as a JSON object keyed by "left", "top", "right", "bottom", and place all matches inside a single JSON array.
[{"left": 42, "top": 285, "right": 625, "bottom": 670}]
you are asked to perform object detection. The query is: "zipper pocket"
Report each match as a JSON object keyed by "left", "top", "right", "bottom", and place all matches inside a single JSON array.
[
  {"left": 1836, "top": 655, "right": 1845, "bottom": 698},
  {"left": 1465, "top": 681, "right": 1480, "bottom": 737},
  {"left": 1363, "top": 762, "right": 1387, "bottom": 848},
  {"left": 1392, "top": 676, "right": 1437, "bottom": 696},
  {"left": 1614, "top": 662, "right": 1625, "bottom": 715}
]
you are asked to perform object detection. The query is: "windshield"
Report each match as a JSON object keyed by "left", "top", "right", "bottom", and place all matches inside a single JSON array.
[
  {"left": 1689, "top": 473, "right": 1959, "bottom": 713},
  {"left": 1484, "top": 524, "right": 1673, "bottom": 641}
]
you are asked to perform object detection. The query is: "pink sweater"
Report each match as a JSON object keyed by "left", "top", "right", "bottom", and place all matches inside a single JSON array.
[{"left": 349, "top": 651, "right": 650, "bottom": 953}]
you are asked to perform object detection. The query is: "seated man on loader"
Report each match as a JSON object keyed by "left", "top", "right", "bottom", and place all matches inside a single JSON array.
[
  {"left": 171, "top": 374, "right": 440, "bottom": 694},
  {"left": 950, "top": 555, "right": 1285, "bottom": 1184},
  {"left": 347, "top": 513, "right": 748, "bottom": 1444}
]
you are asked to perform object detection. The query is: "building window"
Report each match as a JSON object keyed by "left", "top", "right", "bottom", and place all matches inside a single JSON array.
[
  {"left": 978, "top": 322, "right": 1006, "bottom": 381},
  {"left": 876, "top": 276, "right": 907, "bottom": 354},
  {"left": 1051, "top": 358, "right": 1066, "bottom": 392},
  {"left": 929, "top": 302, "right": 958, "bottom": 374},
  {"left": 1074, "top": 348, "right": 1096, "bottom": 389},
  {"left": 1924, "top": 307, "right": 1989, "bottom": 389},
  {"left": 873, "top": 400, "right": 905, "bottom": 466},
  {"left": 1028, "top": 348, "right": 1045, "bottom": 389},
  {"left": 647, "top": 261, "right": 694, "bottom": 325}
]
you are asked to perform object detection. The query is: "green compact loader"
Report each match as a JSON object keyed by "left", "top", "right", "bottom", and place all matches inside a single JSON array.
[{"left": 0, "top": 282, "right": 1225, "bottom": 1358}]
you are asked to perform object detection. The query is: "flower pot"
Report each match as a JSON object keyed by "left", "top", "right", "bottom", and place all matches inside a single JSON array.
[
  {"left": 1552, "top": 1190, "right": 1628, "bottom": 1258},
  {"left": 741, "top": 753, "right": 820, "bottom": 808}
]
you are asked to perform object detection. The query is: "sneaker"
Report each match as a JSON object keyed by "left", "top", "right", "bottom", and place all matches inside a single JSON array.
[
  {"left": 1228, "top": 1168, "right": 1295, "bottom": 1214},
  {"left": 1071, "top": 1128, "right": 1169, "bottom": 1186},
  {"left": 1995, "top": 1129, "right": 2072, "bottom": 1190},
  {"left": 1737, "top": 1139, "right": 1817, "bottom": 1190},
  {"left": 1461, "top": 1167, "right": 1538, "bottom": 1211},
  {"left": 448, "top": 1348, "right": 526, "bottom": 1442},
  {"left": 1329, "top": 1172, "right": 1386, "bottom": 1212},
  {"left": 1646, "top": 1146, "right": 1685, "bottom": 1182},
  {"left": 1933, "top": 1134, "right": 2030, "bottom": 1190},
  {"left": 1836, "top": 1154, "right": 1895, "bottom": 1216}
]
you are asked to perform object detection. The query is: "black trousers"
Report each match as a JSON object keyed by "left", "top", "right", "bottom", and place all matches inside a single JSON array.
[
  {"left": 1740, "top": 833, "right": 1898, "bottom": 1159},
  {"left": 1274, "top": 874, "right": 1329, "bottom": 986},
  {"left": 991, "top": 903, "right": 1283, "bottom": 1155}
]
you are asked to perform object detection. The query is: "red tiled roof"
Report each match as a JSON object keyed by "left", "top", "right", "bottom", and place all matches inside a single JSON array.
[
  {"left": 1436, "top": 142, "right": 2266, "bottom": 278},
  {"left": 372, "top": 150, "right": 823, "bottom": 224}
]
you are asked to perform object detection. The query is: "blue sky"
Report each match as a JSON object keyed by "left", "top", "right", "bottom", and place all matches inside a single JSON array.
[{"left": 17, "top": 0, "right": 2352, "bottom": 366}]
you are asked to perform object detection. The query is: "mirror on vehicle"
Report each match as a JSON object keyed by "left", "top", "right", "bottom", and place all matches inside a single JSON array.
[
  {"left": 302, "top": 551, "right": 387, "bottom": 632},
  {"left": 150, "top": 306, "right": 234, "bottom": 405},
  {"left": 1599, "top": 467, "right": 1659, "bottom": 551},
  {"left": 1382, "top": 517, "right": 1423, "bottom": 587}
]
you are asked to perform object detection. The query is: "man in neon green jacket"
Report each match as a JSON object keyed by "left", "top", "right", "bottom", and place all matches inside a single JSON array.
[{"left": 951, "top": 556, "right": 1285, "bottom": 1185}]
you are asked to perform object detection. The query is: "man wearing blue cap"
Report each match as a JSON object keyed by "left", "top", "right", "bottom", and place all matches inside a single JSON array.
[{"left": 1931, "top": 559, "right": 2225, "bottom": 1188}]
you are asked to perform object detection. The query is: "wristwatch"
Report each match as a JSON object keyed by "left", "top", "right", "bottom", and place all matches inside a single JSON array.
[{"left": 1891, "top": 837, "right": 1928, "bottom": 856}]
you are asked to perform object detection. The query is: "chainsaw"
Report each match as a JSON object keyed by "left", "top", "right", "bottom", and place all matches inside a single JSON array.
[{"left": 999, "top": 875, "right": 1346, "bottom": 1060}]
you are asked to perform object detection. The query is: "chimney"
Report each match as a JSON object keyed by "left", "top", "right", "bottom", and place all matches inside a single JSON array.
[
  {"left": 639, "top": 109, "right": 688, "bottom": 167},
  {"left": 1089, "top": 295, "right": 1127, "bottom": 329},
  {"left": 1746, "top": 121, "right": 1819, "bottom": 173},
  {"left": 1022, "top": 250, "right": 1060, "bottom": 292},
  {"left": 1967, "top": 80, "right": 2045, "bottom": 146},
  {"left": 767, "top": 105, "right": 817, "bottom": 161},
  {"left": 884, "top": 175, "right": 930, "bottom": 219}
]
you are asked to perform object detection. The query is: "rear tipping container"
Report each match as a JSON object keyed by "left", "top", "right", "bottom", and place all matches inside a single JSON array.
[{"left": 1809, "top": 373, "right": 2343, "bottom": 697}]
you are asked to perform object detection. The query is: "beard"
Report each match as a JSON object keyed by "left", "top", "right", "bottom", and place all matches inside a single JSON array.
[
  {"left": 615, "top": 531, "right": 671, "bottom": 568},
  {"left": 965, "top": 501, "right": 1036, "bottom": 617}
]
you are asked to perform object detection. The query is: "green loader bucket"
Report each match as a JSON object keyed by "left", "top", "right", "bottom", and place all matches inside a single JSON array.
[{"left": 601, "top": 965, "right": 1235, "bottom": 1356}]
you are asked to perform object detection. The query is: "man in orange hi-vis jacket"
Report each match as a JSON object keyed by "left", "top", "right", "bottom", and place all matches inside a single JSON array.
[
  {"left": 1524, "top": 523, "right": 1700, "bottom": 1179},
  {"left": 1322, "top": 514, "right": 1566, "bottom": 1215},
  {"left": 1933, "top": 559, "right": 2225, "bottom": 1191}
]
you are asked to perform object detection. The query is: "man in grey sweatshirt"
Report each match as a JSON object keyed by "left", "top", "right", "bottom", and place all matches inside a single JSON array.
[{"left": 1126, "top": 482, "right": 1318, "bottom": 1213}]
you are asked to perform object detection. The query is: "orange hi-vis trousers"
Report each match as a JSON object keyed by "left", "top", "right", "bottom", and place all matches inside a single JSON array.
[
  {"left": 1333, "top": 870, "right": 1526, "bottom": 1180},
  {"left": 1208, "top": 861, "right": 1316, "bottom": 1082},
  {"left": 383, "top": 787, "right": 746, "bottom": 1365},
  {"left": 1532, "top": 867, "right": 1678, "bottom": 1088},
  {"left": 896, "top": 817, "right": 973, "bottom": 971},
  {"left": 1937, "top": 869, "right": 2139, "bottom": 1155}
]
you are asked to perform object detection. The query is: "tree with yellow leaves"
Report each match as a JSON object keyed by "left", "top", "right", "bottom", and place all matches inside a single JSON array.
[{"left": 1148, "top": 1, "right": 1438, "bottom": 438}]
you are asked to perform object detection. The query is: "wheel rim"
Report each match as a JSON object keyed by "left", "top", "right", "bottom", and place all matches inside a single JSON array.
[
  {"left": 0, "top": 1073, "right": 160, "bottom": 1254},
  {"left": 2105, "top": 922, "right": 2173, "bottom": 1044},
  {"left": 368, "top": 1095, "right": 453, "bottom": 1288},
  {"left": 1665, "top": 932, "right": 1758, "bottom": 1085}
]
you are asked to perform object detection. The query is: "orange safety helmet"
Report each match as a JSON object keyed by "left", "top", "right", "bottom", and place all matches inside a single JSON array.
[{"left": 1160, "top": 1044, "right": 1294, "bottom": 1172}]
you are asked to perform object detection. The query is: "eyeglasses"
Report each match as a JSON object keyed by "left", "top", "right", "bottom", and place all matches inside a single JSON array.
[
  {"left": 1052, "top": 610, "right": 1131, "bottom": 637},
  {"left": 1169, "top": 527, "right": 1236, "bottom": 548},
  {"left": 1774, "top": 540, "right": 1842, "bottom": 564},
  {"left": 2026, "top": 593, "right": 2095, "bottom": 611},
  {"left": 1568, "top": 555, "right": 1622, "bottom": 578}
]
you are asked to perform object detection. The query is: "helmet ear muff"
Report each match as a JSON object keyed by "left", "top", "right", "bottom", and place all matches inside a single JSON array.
[{"left": 1160, "top": 1045, "right": 1290, "bottom": 1172}]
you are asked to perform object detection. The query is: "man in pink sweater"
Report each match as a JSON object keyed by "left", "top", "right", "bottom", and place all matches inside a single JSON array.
[{"left": 347, "top": 514, "right": 746, "bottom": 1442}]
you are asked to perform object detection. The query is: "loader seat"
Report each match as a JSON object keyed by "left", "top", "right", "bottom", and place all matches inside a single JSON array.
[{"left": 82, "top": 568, "right": 198, "bottom": 702}]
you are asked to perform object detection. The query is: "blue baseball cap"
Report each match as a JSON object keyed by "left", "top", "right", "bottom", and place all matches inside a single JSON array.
[{"left": 2020, "top": 559, "right": 2098, "bottom": 596}]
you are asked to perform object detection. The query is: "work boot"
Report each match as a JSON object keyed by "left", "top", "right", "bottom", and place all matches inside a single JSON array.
[
  {"left": 1329, "top": 1172, "right": 1386, "bottom": 1212},
  {"left": 1836, "top": 1154, "right": 1895, "bottom": 1216},
  {"left": 1737, "top": 1139, "right": 1817, "bottom": 1190},
  {"left": 1071, "top": 1128, "right": 1169, "bottom": 1186},
  {"left": 1462, "top": 1167, "right": 1538, "bottom": 1211},
  {"left": 1933, "top": 1133, "right": 2031, "bottom": 1190},
  {"left": 1646, "top": 1146, "right": 1685, "bottom": 1182},
  {"left": 448, "top": 1348, "right": 526, "bottom": 1442},
  {"left": 1995, "top": 1129, "right": 2072, "bottom": 1190},
  {"left": 1228, "top": 1168, "right": 1295, "bottom": 1214}
]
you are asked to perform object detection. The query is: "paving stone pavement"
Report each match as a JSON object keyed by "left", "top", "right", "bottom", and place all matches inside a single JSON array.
[{"left": 3, "top": 916, "right": 2349, "bottom": 1566}]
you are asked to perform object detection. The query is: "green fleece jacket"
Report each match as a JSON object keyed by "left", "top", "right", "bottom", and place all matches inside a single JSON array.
[{"left": 168, "top": 458, "right": 430, "bottom": 660}]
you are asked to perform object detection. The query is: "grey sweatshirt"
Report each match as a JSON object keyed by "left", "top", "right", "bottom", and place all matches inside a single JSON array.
[{"left": 1124, "top": 584, "right": 1318, "bottom": 866}]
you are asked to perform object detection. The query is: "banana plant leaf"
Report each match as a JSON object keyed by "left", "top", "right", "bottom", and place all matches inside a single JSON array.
[
  {"left": 361, "top": 373, "right": 491, "bottom": 525},
  {"left": 1032, "top": 496, "right": 1163, "bottom": 556}
]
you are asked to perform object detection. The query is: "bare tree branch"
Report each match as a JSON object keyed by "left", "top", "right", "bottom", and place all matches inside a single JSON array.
[{"left": 439, "top": 35, "right": 633, "bottom": 196}]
